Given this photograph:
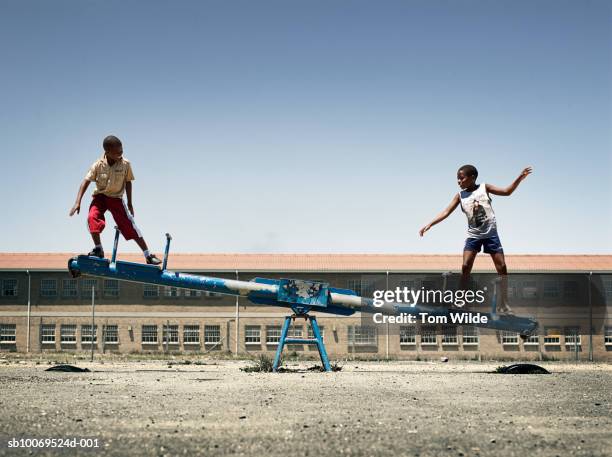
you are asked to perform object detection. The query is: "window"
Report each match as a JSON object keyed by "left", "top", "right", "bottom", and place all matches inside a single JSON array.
[
  {"left": 81, "top": 279, "right": 98, "bottom": 298},
  {"left": 162, "top": 325, "right": 179, "bottom": 344},
  {"left": 420, "top": 326, "right": 437, "bottom": 345},
  {"left": 399, "top": 280, "right": 417, "bottom": 291},
  {"left": 103, "top": 280, "right": 119, "bottom": 298},
  {"left": 0, "top": 324, "right": 16, "bottom": 343},
  {"left": 183, "top": 325, "right": 200, "bottom": 344},
  {"left": 245, "top": 326, "right": 261, "bottom": 345},
  {"left": 62, "top": 279, "right": 78, "bottom": 298},
  {"left": 542, "top": 281, "right": 559, "bottom": 299},
  {"left": 40, "top": 279, "right": 57, "bottom": 297},
  {"left": 348, "top": 326, "right": 377, "bottom": 346},
  {"left": 164, "top": 287, "right": 180, "bottom": 298},
  {"left": 604, "top": 279, "right": 612, "bottom": 300},
  {"left": 462, "top": 326, "right": 479, "bottom": 345},
  {"left": 143, "top": 285, "right": 159, "bottom": 298},
  {"left": 142, "top": 325, "right": 158, "bottom": 344},
  {"left": 204, "top": 325, "right": 221, "bottom": 344},
  {"left": 564, "top": 327, "right": 581, "bottom": 346},
  {"left": 399, "top": 326, "right": 416, "bottom": 345},
  {"left": 184, "top": 289, "right": 202, "bottom": 299},
  {"left": 442, "top": 326, "right": 458, "bottom": 345},
  {"left": 205, "top": 291, "right": 222, "bottom": 298},
  {"left": 544, "top": 327, "right": 561, "bottom": 345},
  {"left": 507, "top": 281, "right": 519, "bottom": 299},
  {"left": 81, "top": 325, "right": 98, "bottom": 344},
  {"left": 501, "top": 331, "right": 519, "bottom": 345},
  {"left": 104, "top": 325, "right": 118, "bottom": 344},
  {"left": 266, "top": 326, "right": 281, "bottom": 345},
  {"left": 605, "top": 327, "right": 612, "bottom": 346},
  {"left": 347, "top": 279, "right": 376, "bottom": 297},
  {"left": 563, "top": 281, "right": 578, "bottom": 300},
  {"left": 522, "top": 281, "right": 538, "bottom": 299},
  {"left": 523, "top": 335, "right": 539, "bottom": 346},
  {"left": 60, "top": 324, "right": 77, "bottom": 343},
  {"left": 307, "top": 325, "right": 325, "bottom": 340},
  {"left": 2, "top": 279, "right": 18, "bottom": 297},
  {"left": 41, "top": 324, "right": 56, "bottom": 344}
]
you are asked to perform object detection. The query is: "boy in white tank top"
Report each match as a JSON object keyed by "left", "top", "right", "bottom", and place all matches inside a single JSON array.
[{"left": 419, "top": 165, "right": 532, "bottom": 314}]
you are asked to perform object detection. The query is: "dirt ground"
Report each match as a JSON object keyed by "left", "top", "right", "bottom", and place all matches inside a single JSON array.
[{"left": 0, "top": 357, "right": 610, "bottom": 457}]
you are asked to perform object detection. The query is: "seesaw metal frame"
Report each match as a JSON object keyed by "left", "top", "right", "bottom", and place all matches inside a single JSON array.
[{"left": 68, "top": 229, "right": 539, "bottom": 372}]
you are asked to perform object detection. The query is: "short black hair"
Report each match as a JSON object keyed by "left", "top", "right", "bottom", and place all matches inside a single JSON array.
[
  {"left": 458, "top": 164, "right": 478, "bottom": 179},
  {"left": 103, "top": 135, "right": 122, "bottom": 151}
]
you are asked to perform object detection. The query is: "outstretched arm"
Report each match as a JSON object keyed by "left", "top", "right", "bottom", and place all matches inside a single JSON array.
[
  {"left": 419, "top": 194, "right": 460, "bottom": 237},
  {"left": 486, "top": 166, "right": 532, "bottom": 196},
  {"left": 69, "top": 180, "right": 91, "bottom": 216}
]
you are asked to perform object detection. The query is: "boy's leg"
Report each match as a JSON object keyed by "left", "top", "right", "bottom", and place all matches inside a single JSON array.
[
  {"left": 490, "top": 252, "right": 510, "bottom": 312},
  {"left": 87, "top": 195, "right": 107, "bottom": 257},
  {"left": 106, "top": 199, "right": 161, "bottom": 265},
  {"left": 460, "top": 249, "right": 478, "bottom": 291}
]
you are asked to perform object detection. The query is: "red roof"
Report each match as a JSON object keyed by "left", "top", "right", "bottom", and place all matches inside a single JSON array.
[{"left": 0, "top": 253, "right": 611, "bottom": 273}]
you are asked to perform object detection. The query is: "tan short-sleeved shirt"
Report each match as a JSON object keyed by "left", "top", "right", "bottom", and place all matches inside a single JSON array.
[{"left": 85, "top": 155, "right": 135, "bottom": 198}]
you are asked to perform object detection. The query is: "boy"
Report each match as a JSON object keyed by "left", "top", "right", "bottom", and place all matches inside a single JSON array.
[
  {"left": 419, "top": 165, "right": 532, "bottom": 314},
  {"left": 69, "top": 135, "right": 162, "bottom": 265}
]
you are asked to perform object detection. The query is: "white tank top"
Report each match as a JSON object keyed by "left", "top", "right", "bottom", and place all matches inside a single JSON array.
[{"left": 459, "top": 183, "right": 498, "bottom": 239}]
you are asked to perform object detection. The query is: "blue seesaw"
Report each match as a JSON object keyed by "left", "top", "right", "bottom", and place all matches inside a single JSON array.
[{"left": 68, "top": 229, "right": 538, "bottom": 372}]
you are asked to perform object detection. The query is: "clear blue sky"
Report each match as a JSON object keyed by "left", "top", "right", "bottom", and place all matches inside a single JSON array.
[{"left": 0, "top": 0, "right": 610, "bottom": 254}]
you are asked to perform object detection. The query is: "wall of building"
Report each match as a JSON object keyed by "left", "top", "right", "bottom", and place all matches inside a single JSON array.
[{"left": 1, "top": 270, "right": 611, "bottom": 361}]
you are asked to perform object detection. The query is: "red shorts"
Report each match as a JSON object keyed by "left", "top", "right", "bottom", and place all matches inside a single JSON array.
[{"left": 87, "top": 194, "right": 141, "bottom": 241}]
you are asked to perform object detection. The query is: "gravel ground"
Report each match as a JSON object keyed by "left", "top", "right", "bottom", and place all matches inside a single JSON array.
[{"left": 0, "top": 359, "right": 610, "bottom": 457}]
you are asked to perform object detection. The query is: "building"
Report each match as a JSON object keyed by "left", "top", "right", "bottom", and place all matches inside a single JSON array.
[{"left": 1, "top": 253, "right": 611, "bottom": 361}]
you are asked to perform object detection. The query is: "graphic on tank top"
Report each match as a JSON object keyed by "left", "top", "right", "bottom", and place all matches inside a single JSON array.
[{"left": 459, "top": 184, "right": 498, "bottom": 239}]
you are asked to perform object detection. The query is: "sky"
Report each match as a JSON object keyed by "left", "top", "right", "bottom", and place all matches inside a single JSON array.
[{"left": 0, "top": 0, "right": 610, "bottom": 254}]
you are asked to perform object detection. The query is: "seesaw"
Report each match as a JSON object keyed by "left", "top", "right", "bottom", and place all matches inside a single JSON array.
[{"left": 68, "top": 229, "right": 538, "bottom": 372}]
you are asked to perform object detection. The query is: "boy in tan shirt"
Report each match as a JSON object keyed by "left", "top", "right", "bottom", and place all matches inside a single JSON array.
[{"left": 69, "top": 135, "right": 161, "bottom": 265}]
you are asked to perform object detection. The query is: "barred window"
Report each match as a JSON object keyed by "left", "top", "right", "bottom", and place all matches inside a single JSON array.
[
  {"left": 604, "top": 279, "right": 612, "bottom": 300},
  {"left": 81, "top": 279, "right": 98, "bottom": 298},
  {"left": 420, "top": 326, "right": 437, "bottom": 345},
  {"left": 245, "top": 326, "right": 261, "bottom": 344},
  {"left": 142, "top": 325, "right": 158, "bottom": 343},
  {"left": 205, "top": 291, "right": 222, "bottom": 298},
  {"left": 60, "top": 324, "right": 77, "bottom": 343},
  {"left": 62, "top": 279, "right": 78, "bottom": 298},
  {"left": 523, "top": 335, "right": 539, "bottom": 345},
  {"left": 104, "top": 325, "right": 118, "bottom": 344},
  {"left": 103, "top": 280, "right": 119, "bottom": 298},
  {"left": 348, "top": 326, "right": 377, "bottom": 346},
  {"left": 40, "top": 279, "right": 57, "bottom": 297},
  {"left": 442, "top": 326, "right": 458, "bottom": 345},
  {"left": 266, "top": 326, "right": 281, "bottom": 345},
  {"left": 605, "top": 327, "right": 612, "bottom": 345},
  {"left": 542, "top": 281, "right": 559, "bottom": 299},
  {"left": 184, "top": 289, "right": 202, "bottom": 299},
  {"left": 143, "top": 285, "right": 159, "bottom": 298},
  {"left": 544, "top": 327, "right": 561, "bottom": 345},
  {"left": 399, "top": 280, "right": 418, "bottom": 291},
  {"left": 183, "top": 325, "right": 200, "bottom": 344},
  {"left": 564, "top": 327, "right": 581, "bottom": 346},
  {"left": 41, "top": 324, "right": 56, "bottom": 343},
  {"left": 462, "top": 326, "right": 479, "bottom": 345},
  {"left": 563, "top": 281, "right": 578, "bottom": 299},
  {"left": 204, "top": 325, "right": 221, "bottom": 344},
  {"left": 2, "top": 279, "right": 18, "bottom": 297},
  {"left": 0, "top": 324, "right": 16, "bottom": 343},
  {"left": 164, "top": 287, "right": 180, "bottom": 298},
  {"left": 307, "top": 325, "right": 325, "bottom": 340},
  {"left": 522, "top": 281, "right": 538, "bottom": 299},
  {"left": 399, "top": 326, "right": 416, "bottom": 345},
  {"left": 163, "top": 325, "right": 179, "bottom": 344},
  {"left": 81, "top": 325, "right": 98, "bottom": 344},
  {"left": 501, "top": 331, "right": 519, "bottom": 345},
  {"left": 347, "top": 279, "right": 377, "bottom": 297}
]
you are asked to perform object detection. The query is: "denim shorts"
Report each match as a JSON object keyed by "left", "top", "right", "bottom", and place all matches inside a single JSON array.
[{"left": 464, "top": 235, "right": 504, "bottom": 254}]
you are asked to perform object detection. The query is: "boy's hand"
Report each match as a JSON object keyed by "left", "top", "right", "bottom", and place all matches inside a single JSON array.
[
  {"left": 419, "top": 224, "right": 431, "bottom": 237},
  {"left": 69, "top": 204, "right": 80, "bottom": 216},
  {"left": 127, "top": 203, "right": 134, "bottom": 216},
  {"left": 518, "top": 166, "right": 532, "bottom": 181}
]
